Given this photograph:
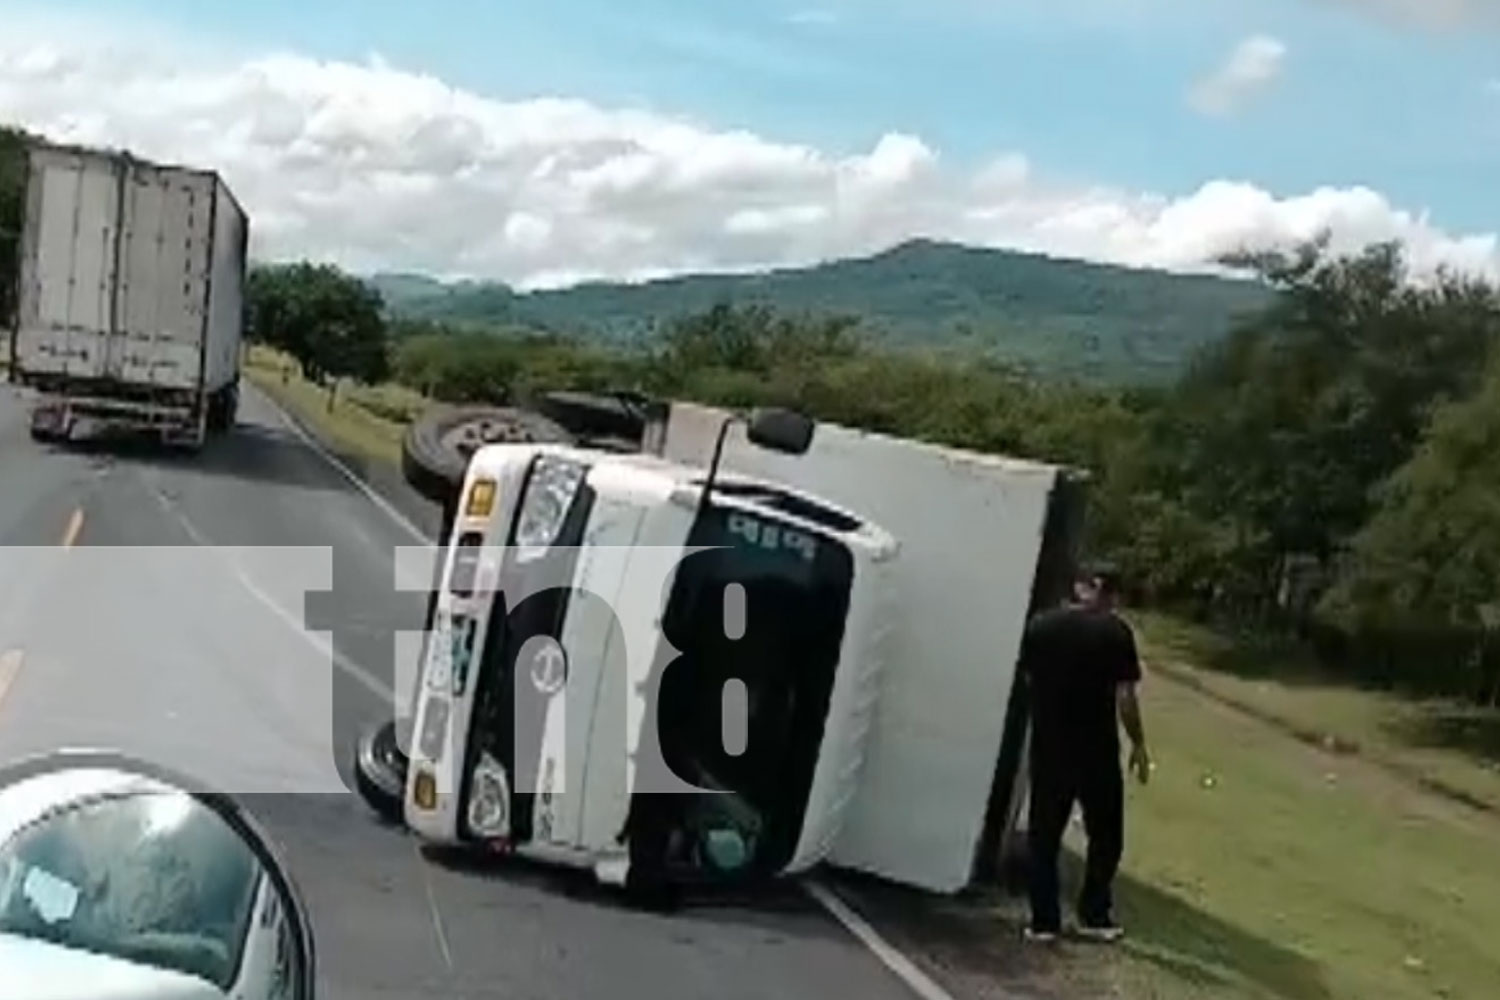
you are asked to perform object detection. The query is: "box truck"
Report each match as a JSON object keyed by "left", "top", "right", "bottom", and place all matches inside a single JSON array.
[
  {"left": 6, "top": 141, "right": 248, "bottom": 448},
  {"left": 353, "top": 397, "right": 1085, "bottom": 897}
]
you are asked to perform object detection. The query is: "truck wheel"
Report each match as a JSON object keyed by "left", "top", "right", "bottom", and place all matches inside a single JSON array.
[
  {"left": 205, "top": 391, "right": 224, "bottom": 434},
  {"left": 537, "top": 391, "right": 649, "bottom": 444},
  {"left": 219, "top": 383, "right": 239, "bottom": 432},
  {"left": 402, "top": 406, "right": 574, "bottom": 505},
  {"left": 353, "top": 720, "right": 409, "bottom": 825}
]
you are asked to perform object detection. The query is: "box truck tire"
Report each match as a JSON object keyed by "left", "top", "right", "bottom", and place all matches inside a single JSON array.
[
  {"left": 402, "top": 406, "right": 574, "bottom": 504},
  {"left": 353, "top": 720, "right": 409, "bottom": 825},
  {"left": 537, "top": 391, "right": 648, "bottom": 443},
  {"left": 207, "top": 383, "right": 239, "bottom": 434}
]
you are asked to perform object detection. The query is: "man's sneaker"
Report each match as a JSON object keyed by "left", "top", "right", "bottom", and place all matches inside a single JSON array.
[
  {"left": 1075, "top": 920, "right": 1125, "bottom": 943},
  {"left": 1023, "top": 927, "right": 1060, "bottom": 944}
]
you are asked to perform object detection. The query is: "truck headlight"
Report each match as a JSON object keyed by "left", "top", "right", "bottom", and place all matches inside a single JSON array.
[
  {"left": 466, "top": 752, "right": 511, "bottom": 839},
  {"left": 514, "top": 457, "right": 586, "bottom": 562}
]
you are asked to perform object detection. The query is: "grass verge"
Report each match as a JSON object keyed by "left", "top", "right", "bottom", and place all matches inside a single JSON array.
[
  {"left": 244, "top": 346, "right": 409, "bottom": 467},
  {"left": 1134, "top": 611, "right": 1500, "bottom": 817}
]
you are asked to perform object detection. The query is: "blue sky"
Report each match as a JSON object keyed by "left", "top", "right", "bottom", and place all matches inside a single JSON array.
[{"left": 35, "top": 0, "right": 1499, "bottom": 232}]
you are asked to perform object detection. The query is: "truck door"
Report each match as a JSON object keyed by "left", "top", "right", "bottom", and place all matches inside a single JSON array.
[
  {"left": 115, "top": 161, "right": 216, "bottom": 390},
  {"left": 15, "top": 147, "right": 123, "bottom": 381}
]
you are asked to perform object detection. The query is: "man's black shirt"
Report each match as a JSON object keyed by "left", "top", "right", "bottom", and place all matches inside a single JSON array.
[{"left": 1019, "top": 605, "right": 1142, "bottom": 767}]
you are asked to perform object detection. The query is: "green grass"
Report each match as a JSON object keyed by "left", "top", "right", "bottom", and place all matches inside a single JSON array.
[
  {"left": 1133, "top": 612, "right": 1500, "bottom": 816},
  {"left": 342, "top": 380, "right": 430, "bottom": 424},
  {"left": 1103, "top": 666, "right": 1500, "bottom": 1000},
  {"left": 244, "top": 345, "right": 411, "bottom": 465}
]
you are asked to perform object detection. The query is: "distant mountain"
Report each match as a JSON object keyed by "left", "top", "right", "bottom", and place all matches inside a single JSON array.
[
  {"left": 368, "top": 239, "right": 1275, "bottom": 384},
  {"left": 369, "top": 272, "right": 452, "bottom": 303}
]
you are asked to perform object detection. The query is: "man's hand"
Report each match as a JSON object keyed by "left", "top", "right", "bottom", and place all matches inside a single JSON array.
[
  {"left": 1117, "top": 682, "right": 1148, "bottom": 785},
  {"left": 1128, "top": 742, "right": 1151, "bottom": 785}
]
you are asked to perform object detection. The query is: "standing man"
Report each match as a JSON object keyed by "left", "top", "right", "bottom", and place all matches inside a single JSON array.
[{"left": 1019, "top": 564, "right": 1150, "bottom": 943}]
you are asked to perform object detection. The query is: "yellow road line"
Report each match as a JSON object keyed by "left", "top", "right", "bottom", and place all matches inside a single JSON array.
[
  {"left": 0, "top": 649, "right": 23, "bottom": 715},
  {"left": 61, "top": 508, "right": 84, "bottom": 549}
]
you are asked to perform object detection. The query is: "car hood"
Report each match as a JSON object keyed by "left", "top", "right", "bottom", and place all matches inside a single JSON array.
[{"left": 0, "top": 933, "right": 226, "bottom": 1000}]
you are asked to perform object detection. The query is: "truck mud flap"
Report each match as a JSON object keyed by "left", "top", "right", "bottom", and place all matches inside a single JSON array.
[{"left": 28, "top": 403, "right": 68, "bottom": 443}]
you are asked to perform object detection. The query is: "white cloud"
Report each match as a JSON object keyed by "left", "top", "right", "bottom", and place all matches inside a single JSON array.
[
  {"left": 0, "top": 28, "right": 1493, "bottom": 289},
  {"left": 1189, "top": 35, "right": 1288, "bottom": 117}
]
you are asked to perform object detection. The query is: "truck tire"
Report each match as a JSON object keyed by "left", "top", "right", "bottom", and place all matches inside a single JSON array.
[
  {"left": 402, "top": 406, "right": 574, "bottom": 505},
  {"left": 537, "top": 391, "right": 648, "bottom": 444},
  {"left": 206, "top": 390, "right": 225, "bottom": 434},
  {"left": 221, "top": 383, "right": 239, "bottom": 431},
  {"left": 205, "top": 383, "right": 238, "bottom": 434},
  {"left": 353, "top": 720, "right": 409, "bottom": 825}
]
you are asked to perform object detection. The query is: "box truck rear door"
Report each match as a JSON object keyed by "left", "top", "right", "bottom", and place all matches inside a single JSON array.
[
  {"left": 15, "top": 147, "right": 122, "bottom": 380},
  {"left": 116, "top": 162, "right": 216, "bottom": 391}
]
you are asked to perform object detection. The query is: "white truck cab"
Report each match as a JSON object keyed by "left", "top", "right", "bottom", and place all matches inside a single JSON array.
[{"left": 398, "top": 440, "right": 900, "bottom": 889}]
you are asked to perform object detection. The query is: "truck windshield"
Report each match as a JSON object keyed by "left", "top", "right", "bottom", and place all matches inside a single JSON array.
[{"left": 654, "top": 503, "right": 855, "bottom": 877}]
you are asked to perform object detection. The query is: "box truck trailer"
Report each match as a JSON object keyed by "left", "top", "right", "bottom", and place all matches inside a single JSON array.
[
  {"left": 353, "top": 397, "right": 1085, "bottom": 898},
  {"left": 6, "top": 141, "right": 248, "bottom": 448}
]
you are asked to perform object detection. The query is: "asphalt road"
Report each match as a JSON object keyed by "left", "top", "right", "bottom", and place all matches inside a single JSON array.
[{"left": 0, "top": 381, "right": 923, "bottom": 1000}]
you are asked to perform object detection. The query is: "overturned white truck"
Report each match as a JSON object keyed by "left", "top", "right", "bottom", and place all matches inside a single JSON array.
[{"left": 354, "top": 396, "right": 1085, "bottom": 896}]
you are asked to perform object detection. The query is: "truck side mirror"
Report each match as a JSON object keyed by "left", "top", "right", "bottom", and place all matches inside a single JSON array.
[{"left": 746, "top": 408, "right": 815, "bottom": 456}]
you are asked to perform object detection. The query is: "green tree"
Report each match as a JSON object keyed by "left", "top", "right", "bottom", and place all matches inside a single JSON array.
[
  {"left": 1147, "top": 239, "right": 1500, "bottom": 614},
  {"left": 655, "top": 301, "right": 863, "bottom": 377},
  {"left": 247, "top": 262, "right": 389, "bottom": 404},
  {"left": 1323, "top": 348, "right": 1500, "bottom": 630},
  {"left": 1, "top": 126, "right": 30, "bottom": 330}
]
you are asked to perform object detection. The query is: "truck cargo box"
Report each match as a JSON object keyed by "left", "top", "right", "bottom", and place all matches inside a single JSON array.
[
  {"left": 650, "top": 402, "right": 1086, "bottom": 893},
  {"left": 9, "top": 141, "right": 247, "bottom": 410}
]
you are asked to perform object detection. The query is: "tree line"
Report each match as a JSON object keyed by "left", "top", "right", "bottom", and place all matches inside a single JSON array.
[{"left": 245, "top": 244, "right": 1500, "bottom": 705}]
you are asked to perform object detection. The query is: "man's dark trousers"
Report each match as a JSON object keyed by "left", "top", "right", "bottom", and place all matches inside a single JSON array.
[{"left": 1027, "top": 747, "right": 1125, "bottom": 931}]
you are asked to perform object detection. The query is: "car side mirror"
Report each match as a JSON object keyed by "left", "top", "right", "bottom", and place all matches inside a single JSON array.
[
  {"left": 746, "top": 408, "right": 815, "bottom": 456},
  {"left": 0, "top": 751, "right": 317, "bottom": 999}
]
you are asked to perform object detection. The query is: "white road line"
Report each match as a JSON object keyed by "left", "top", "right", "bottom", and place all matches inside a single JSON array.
[
  {"left": 246, "top": 380, "right": 433, "bottom": 544},
  {"left": 804, "top": 879, "right": 959, "bottom": 1000},
  {"left": 414, "top": 842, "right": 456, "bottom": 970},
  {"left": 146, "top": 482, "right": 396, "bottom": 707},
  {"left": 61, "top": 508, "right": 85, "bottom": 549}
]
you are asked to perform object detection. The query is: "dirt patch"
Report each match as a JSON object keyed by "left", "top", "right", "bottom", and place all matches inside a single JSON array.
[{"left": 823, "top": 872, "right": 1125, "bottom": 1000}]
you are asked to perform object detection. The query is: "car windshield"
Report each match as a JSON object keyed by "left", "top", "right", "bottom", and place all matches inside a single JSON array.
[{"left": 0, "top": 790, "right": 263, "bottom": 989}]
